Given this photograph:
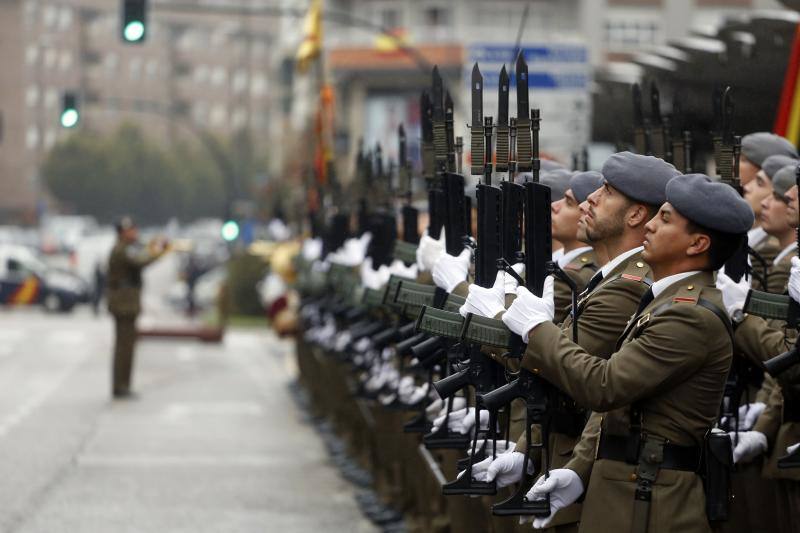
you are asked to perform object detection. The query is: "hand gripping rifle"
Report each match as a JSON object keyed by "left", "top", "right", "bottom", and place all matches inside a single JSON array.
[{"left": 432, "top": 64, "right": 504, "bottom": 496}]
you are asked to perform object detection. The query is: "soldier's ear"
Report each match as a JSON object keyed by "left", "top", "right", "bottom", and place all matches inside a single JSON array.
[
  {"left": 626, "top": 204, "right": 649, "bottom": 228},
  {"left": 686, "top": 233, "right": 711, "bottom": 257}
]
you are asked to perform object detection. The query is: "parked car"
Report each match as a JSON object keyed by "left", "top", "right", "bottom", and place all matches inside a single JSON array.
[{"left": 0, "top": 244, "right": 91, "bottom": 312}]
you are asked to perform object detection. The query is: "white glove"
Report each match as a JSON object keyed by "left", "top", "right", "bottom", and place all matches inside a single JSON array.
[
  {"left": 470, "top": 439, "right": 515, "bottom": 456},
  {"left": 455, "top": 407, "right": 490, "bottom": 435},
  {"left": 789, "top": 257, "right": 800, "bottom": 302},
  {"left": 504, "top": 263, "right": 525, "bottom": 295},
  {"left": 460, "top": 271, "right": 506, "bottom": 318},
  {"left": 431, "top": 406, "right": 469, "bottom": 433},
  {"left": 478, "top": 451, "right": 527, "bottom": 488},
  {"left": 723, "top": 402, "right": 766, "bottom": 431},
  {"left": 301, "top": 238, "right": 323, "bottom": 262},
  {"left": 426, "top": 396, "right": 466, "bottom": 419},
  {"left": 501, "top": 277, "right": 555, "bottom": 343},
  {"left": 787, "top": 442, "right": 800, "bottom": 455},
  {"left": 716, "top": 270, "right": 751, "bottom": 318},
  {"left": 432, "top": 248, "right": 472, "bottom": 292},
  {"left": 527, "top": 469, "right": 584, "bottom": 529},
  {"left": 329, "top": 233, "right": 372, "bottom": 266},
  {"left": 388, "top": 259, "right": 418, "bottom": 279},
  {"left": 416, "top": 229, "right": 446, "bottom": 272},
  {"left": 731, "top": 431, "right": 768, "bottom": 464}
]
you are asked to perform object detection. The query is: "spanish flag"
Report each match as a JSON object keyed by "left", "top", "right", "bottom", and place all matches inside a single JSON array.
[
  {"left": 296, "top": 0, "right": 322, "bottom": 72},
  {"left": 774, "top": 23, "right": 800, "bottom": 147}
]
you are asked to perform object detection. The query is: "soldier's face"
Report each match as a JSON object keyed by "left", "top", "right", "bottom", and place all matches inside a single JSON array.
[
  {"left": 760, "top": 193, "right": 791, "bottom": 236},
  {"left": 642, "top": 203, "right": 697, "bottom": 265},
  {"left": 579, "top": 182, "right": 626, "bottom": 243},
  {"left": 743, "top": 170, "right": 772, "bottom": 218},
  {"left": 786, "top": 185, "right": 799, "bottom": 229},
  {"left": 551, "top": 190, "right": 582, "bottom": 243},
  {"left": 739, "top": 156, "right": 759, "bottom": 186}
]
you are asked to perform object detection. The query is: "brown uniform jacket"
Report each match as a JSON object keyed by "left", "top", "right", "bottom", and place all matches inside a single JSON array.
[
  {"left": 553, "top": 248, "right": 599, "bottom": 324},
  {"left": 525, "top": 271, "right": 731, "bottom": 533},
  {"left": 515, "top": 250, "right": 652, "bottom": 527},
  {"left": 107, "top": 240, "right": 161, "bottom": 317}
]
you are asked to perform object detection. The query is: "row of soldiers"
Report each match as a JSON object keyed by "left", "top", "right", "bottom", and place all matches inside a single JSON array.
[{"left": 289, "top": 63, "right": 800, "bottom": 533}]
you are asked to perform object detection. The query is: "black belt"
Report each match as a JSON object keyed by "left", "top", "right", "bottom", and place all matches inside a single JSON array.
[{"left": 597, "top": 434, "right": 701, "bottom": 472}]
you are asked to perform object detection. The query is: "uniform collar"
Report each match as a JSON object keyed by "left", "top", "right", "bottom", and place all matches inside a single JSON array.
[
  {"left": 552, "top": 248, "right": 564, "bottom": 262},
  {"left": 774, "top": 242, "right": 798, "bottom": 265},
  {"left": 558, "top": 246, "right": 594, "bottom": 269},
  {"left": 600, "top": 246, "right": 644, "bottom": 278},
  {"left": 748, "top": 227, "right": 768, "bottom": 249},
  {"left": 651, "top": 271, "right": 701, "bottom": 299}
]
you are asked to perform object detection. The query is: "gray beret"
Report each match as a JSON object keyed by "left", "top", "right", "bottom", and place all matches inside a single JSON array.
[
  {"left": 601, "top": 151, "right": 679, "bottom": 206},
  {"left": 762, "top": 155, "right": 798, "bottom": 180},
  {"left": 540, "top": 169, "right": 572, "bottom": 201},
  {"left": 741, "top": 132, "right": 798, "bottom": 168},
  {"left": 772, "top": 164, "right": 799, "bottom": 197},
  {"left": 666, "top": 173, "right": 754, "bottom": 234},
  {"left": 570, "top": 171, "right": 604, "bottom": 203}
]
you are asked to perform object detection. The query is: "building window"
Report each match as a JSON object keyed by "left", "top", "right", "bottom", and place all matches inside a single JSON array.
[
  {"left": 105, "top": 53, "right": 119, "bottom": 73},
  {"left": 25, "top": 45, "right": 39, "bottom": 66},
  {"left": 232, "top": 69, "right": 248, "bottom": 93},
  {"left": 251, "top": 73, "right": 266, "bottom": 96},
  {"left": 58, "top": 6, "right": 73, "bottom": 30},
  {"left": 423, "top": 6, "right": 451, "bottom": 27},
  {"left": 209, "top": 104, "right": 228, "bottom": 127},
  {"left": 129, "top": 57, "right": 143, "bottom": 80},
  {"left": 231, "top": 107, "right": 247, "bottom": 129},
  {"left": 211, "top": 66, "right": 227, "bottom": 86},
  {"left": 26, "top": 126, "right": 40, "bottom": 150},
  {"left": 381, "top": 8, "right": 400, "bottom": 30},
  {"left": 59, "top": 51, "right": 73, "bottom": 71},
  {"left": 44, "top": 47, "right": 58, "bottom": 69},
  {"left": 194, "top": 64, "right": 209, "bottom": 84},
  {"left": 44, "top": 88, "right": 58, "bottom": 109},
  {"left": 44, "top": 129, "right": 56, "bottom": 149},
  {"left": 604, "top": 19, "right": 661, "bottom": 48},
  {"left": 146, "top": 59, "right": 159, "bottom": 78},
  {"left": 42, "top": 4, "right": 57, "bottom": 28},
  {"left": 26, "top": 86, "right": 40, "bottom": 107}
]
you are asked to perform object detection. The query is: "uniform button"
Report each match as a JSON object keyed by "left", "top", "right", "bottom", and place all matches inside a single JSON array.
[
  {"left": 630, "top": 474, "right": 637, "bottom": 481},
  {"left": 649, "top": 453, "right": 657, "bottom": 462},
  {"left": 636, "top": 261, "right": 644, "bottom": 268},
  {"left": 687, "top": 285, "right": 694, "bottom": 290},
  {"left": 581, "top": 257, "right": 588, "bottom": 262},
  {"left": 532, "top": 368, "right": 540, "bottom": 374}
]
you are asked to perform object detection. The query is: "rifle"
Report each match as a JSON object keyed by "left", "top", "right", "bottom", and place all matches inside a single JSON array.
[
  {"left": 650, "top": 83, "right": 667, "bottom": 160},
  {"left": 432, "top": 63, "right": 504, "bottom": 496},
  {"left": 632, "top": 83, "right": 650, "bottom": 155},
  {"left": 714, "top": 87, "right": 748, "bottom": 283},
  {"left": 393, "top": 124, "right": 420, "bottom": 265},
  {"left": 516, "top": 53, "right": 533, "bottom": 172},
  {"left": 670, "top": 92, "right": 692, "bottom": 173}
]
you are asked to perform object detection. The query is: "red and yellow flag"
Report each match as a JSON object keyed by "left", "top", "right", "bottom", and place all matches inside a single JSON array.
[
  {"left": 296, "top": 0, "right": 323, "bottom": 72},
  {"left": 774, "top": 23, "right": 800, "bottom": 147}
]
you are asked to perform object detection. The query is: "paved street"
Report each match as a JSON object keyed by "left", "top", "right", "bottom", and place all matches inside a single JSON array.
[{"left": 0, "top": 308, "right": 376, "bottom": 533}]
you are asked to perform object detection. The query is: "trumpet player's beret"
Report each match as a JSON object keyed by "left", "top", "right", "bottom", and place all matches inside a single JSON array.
[
  {"left": 569, "top": 171, "right": 604, "bottom": 203},
  {"left": 602, "top": 151, "right": 679, "bottom": 206},
  {"left": 741, "top": 132, "right": 798, "bottom": 168},
  {"left": 666, "top": 173, "right": 754, "bottom": 234}
]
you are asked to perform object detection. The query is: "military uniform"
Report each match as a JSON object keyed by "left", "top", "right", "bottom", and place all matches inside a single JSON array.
[
  {"left": 525, "top": 271, "right": 731, "bottom": 533},
  {"left": 107, "top": 239, "right": 164, "bottom": 395},
  {"left": 515, "top": 250, "right": 652, "bottom": 531},
  {"left": 553, "top": 247, "right": 598, "bottom": 324}
]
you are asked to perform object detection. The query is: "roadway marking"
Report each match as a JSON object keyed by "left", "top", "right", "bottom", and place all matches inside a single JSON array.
[{"left": 76, "top": 454, "right": 285, "bottom": 467}]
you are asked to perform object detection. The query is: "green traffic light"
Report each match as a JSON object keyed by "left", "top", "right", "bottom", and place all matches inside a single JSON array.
[
  {"left": 221, "top": 220, "right": 240, "bottom": 241},
  {"left": 60, "top": 109, "right": 79, "bottom": 128},
  {"left": 123, "top": 21, "right": 145, "bottom": 42}
]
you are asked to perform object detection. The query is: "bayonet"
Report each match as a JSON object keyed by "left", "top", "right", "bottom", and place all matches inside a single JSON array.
[
  {"left": 632, "top": 83, "right": 649, "bottom": 155},
  {"left": 650, "top": 83, "right": 666, "bottom": 159},
  {"left": 470, "top": 63, "right": 485, "bottom": 176},
  {"left": 445, "top": 91, "right": 456, "bottom": 172},
  {"left": 432, "top": 67, "right": 448, "bottom": 174},
  {"left": 496, "top": 65, "right": 510, "bottom": 173},
  {"left": 516, "top": 53, "right": 532, "bottom": 172},
  {"left": 421, "top": 92, "right": 435, "bottom": 182}
]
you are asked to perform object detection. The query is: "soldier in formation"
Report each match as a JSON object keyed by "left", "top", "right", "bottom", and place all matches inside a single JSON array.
[{"left": 289, "top": 63, "right": 800, "bottom": 532}]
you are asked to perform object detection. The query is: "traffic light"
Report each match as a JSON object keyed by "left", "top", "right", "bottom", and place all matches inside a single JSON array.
[
  {"left": 221, "top": 220, "right": 240, "bottom": 242},
  {"left": 121, "top": 0, "right": 147, "bottom": 44},
  {"left": 60, "top": 92, "right": 79, "bottom": 128}
]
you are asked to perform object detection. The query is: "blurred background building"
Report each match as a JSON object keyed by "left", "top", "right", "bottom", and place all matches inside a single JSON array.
[{"left": 0, "top": 0, "right": 796, "bottom": 224}]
